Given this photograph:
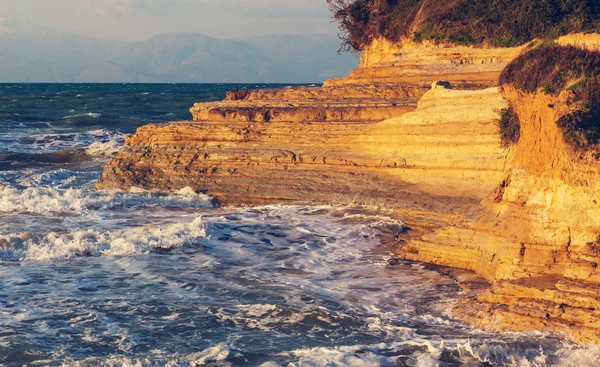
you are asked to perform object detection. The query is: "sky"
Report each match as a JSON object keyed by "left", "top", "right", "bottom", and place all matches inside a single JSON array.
[{"left": 0, "top": 0, "right": 338, "bottom": 41}]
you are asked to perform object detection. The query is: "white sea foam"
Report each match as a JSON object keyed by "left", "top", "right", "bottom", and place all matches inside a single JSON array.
[
  {"left": 0, "top": 215, "right": 206, "bottom": 261},
  {"left": 2, "top": 204, "right": 599, "bottom": 365},
  {"left": 0, "top": 128, "right": 125, "bottom": 155},
  {"left": 83, "top": 129, "right": 126, "bottom": 157},
  {"left": 285, "top": 342, "right": 432, "bottom": 367},
  {"left": 282, "top": 339, "right": 600, "bottom": 367},
  {"left": 0, "top": 186, "right": 213, "bottom": 215},
  {"left": 85, "top": 139, "right": 123, "bottom": 157},
  {"left": 209, "top": 303, "right": 310, "bottom": 331},
  {"left": 62, "top": 113, "right": 101, "bottom": 119},
  {"left": 62, "top": 343, "right": 231, "bottom": 367},
  {"left": 63, "top": 338, "right": 600, "bottom": 367},
  {"left": 555, "top": 344, "right": 600, "bottom": 366}
]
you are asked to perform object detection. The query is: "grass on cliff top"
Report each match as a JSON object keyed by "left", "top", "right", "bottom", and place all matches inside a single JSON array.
[
  {"left": 328, "top": 0, "right": 600, "bottom": 52},
  {"left": 499, "top": 44, "right": 600, "bottom": 151}
]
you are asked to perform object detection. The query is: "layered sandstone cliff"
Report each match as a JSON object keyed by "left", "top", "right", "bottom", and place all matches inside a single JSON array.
[
  {"left": 97, "top": 35, "right": 600, "bottom": 343},
  {"left": 325, "top": 38, "right": 522, "bottom": 88},
  {"left": 396, "top": 34, "right": 600, "bottom": 342},
  {"left": 96, "top": 82, "right": 508, "bottom": 215},
  {"left": 398, "top": 87, "right": 600, "bottom": 344},
  {"left": 98, "top": 42, "right": 518, "bottom": 213}
]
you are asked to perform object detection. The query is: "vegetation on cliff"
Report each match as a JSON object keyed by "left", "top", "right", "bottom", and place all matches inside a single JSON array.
[
  {"left": 499, "top": 44, "right": 600, "bottom": 150},
  {"left": 328, "top": 0, "right": 600, "bottom": 51},
  {"left": 497, "top": 107, "right": 521, "bottom": 147}
]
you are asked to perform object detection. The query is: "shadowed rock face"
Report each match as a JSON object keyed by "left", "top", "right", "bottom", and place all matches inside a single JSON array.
[{"left": 97, "top": 34, "right": 600, "bottom": 343}]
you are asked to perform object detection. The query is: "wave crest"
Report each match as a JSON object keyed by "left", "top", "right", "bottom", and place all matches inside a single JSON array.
[
  {"left": 0, "top": 216, "right": 207, "bottom": 261},
  {"left": 0, "top": 186, "right": 213, "bottom": 215},
  {"left": 62, "top": 112, "right": 101, "bottom": 119}
]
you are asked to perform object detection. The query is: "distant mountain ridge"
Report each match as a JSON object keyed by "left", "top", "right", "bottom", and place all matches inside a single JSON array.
[{"left": 0, "top": 24, "right": 357, "bottom": 83}]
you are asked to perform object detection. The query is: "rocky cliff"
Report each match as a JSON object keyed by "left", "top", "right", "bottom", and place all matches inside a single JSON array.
[
  {"left": 404, "top": 86, "right": 600, "bottom": 344},
  {"left": 397, "top": 35, "right": 600, "bottom": 343},
  {"left": 97, "top": 80, "right": 508, "bottom": 215},
  {"left": 324, "top": 38, "right": 522, "bottom": 87},
  {"left": 97, "top": 34, "right": 600, "bottom": 343}
]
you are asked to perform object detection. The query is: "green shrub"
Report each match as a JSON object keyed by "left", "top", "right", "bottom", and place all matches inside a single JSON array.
[
  {"left": 499, "top": 45, "right": 600, "bottom": 93},
  {"left": 557, "top": 109, "right": 600, "bottom": 149},
  {"left": 497, "top": 106, "right": 521, "bottom": 147}
]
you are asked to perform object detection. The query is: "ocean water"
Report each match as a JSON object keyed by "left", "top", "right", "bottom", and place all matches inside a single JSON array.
[{"left": 0, "top": 83, "right": 598, "bottom": 367}]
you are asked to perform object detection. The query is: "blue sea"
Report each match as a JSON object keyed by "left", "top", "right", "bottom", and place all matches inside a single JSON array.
[{"left": 0, "top": 83, "right": 597, "bottom": 366}]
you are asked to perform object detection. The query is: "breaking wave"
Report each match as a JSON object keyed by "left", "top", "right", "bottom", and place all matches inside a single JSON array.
[
  {"left": 0, "top": 128, "right": 125, "bottom": 156},
  {"left": 62, "top": 344, "right": 231, "bottom": 367},
  {"left": 0, "top": 215, "right": 206, "bottom": 261},
  {"left": 62, "top": 112, "right": 102, "bottom": 119},
  {"left": 84, "top": 140, "right": 123, "bottom": 157},
  {"left": 0, "top": 185, "right": 213, "bottom": 215},
  {"left": 283, "top": 341, "right": 600, "bottom": 367}
]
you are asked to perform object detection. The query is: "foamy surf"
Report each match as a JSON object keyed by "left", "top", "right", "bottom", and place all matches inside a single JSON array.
[
  {"left": 0, "top": 186, "right": 213, "bottom": 215},
  {"left": 0, "top": 129, "right": 125, "bottom": 156},
  {"left": 0, "top": 204, "right": 598, "bottom": 365},
  {"left": 62, "top": 112, "right": 101, "bottom": 119},
  {"left": 0, "top": 215, "right": 206, "bottom": 261},
  {"left": 84, "top": 140, "right": 123, "bottom": 157},
  {"left": 62, "top": 344, "right": 231, "bottom": 366},
  {"left": 51, "top": 341, "right": 600, "bottom": 367}
]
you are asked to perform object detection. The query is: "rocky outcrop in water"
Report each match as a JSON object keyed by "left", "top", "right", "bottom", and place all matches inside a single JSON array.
[{"left": 98, "top": 41, "right": 519, "bottom": 205}]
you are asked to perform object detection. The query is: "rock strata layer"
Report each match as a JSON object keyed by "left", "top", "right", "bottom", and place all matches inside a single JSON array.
[
  {"left": 325, "top": 38, "right": 523, "bottom": 87},
  {"left": 99, "top": 43, "right": 518, "bottom": 211}
]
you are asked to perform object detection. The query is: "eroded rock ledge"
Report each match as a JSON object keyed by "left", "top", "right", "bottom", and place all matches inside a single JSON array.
[
  {"left": 97, "top": 38, "right": 600, "bottom": 343},
  {"left": 99, "top": 42, "right": 517, "bottom": 205},
  {"left": 97, "top": 81, "right": 510, "bottom": 213}
]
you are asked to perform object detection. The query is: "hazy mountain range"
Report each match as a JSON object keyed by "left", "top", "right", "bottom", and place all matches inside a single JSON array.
[{"left": 0, "top": 21, "right": 358, "bottom": 83}]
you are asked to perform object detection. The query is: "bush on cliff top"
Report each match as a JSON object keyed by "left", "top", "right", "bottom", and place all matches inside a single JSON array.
[
  {"left": 328, "top": 0, "right": 600, "bottom": 52},
  {"left": 499, "top": 44, "right": 600, "bottom": 150}
]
